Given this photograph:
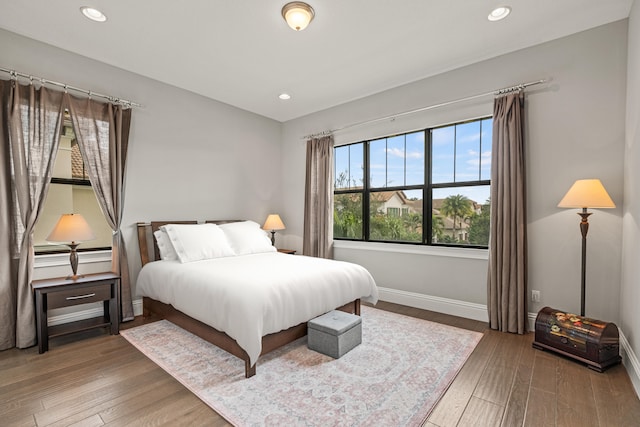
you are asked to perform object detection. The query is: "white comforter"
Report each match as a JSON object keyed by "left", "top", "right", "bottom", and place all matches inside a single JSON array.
[{"left": 136, "top": 252, "right": 378, "bottom": 365}]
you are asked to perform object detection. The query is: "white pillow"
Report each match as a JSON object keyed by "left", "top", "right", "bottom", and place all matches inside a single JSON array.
[
  {"left": 153, "top": 229, "right": 178, "bottom": 261},
  {"left": 219, "top": 220, "right": 276, "bottom": 255},
  {"left": 161, "top": 223, "right": 236, "bottom": 263}
]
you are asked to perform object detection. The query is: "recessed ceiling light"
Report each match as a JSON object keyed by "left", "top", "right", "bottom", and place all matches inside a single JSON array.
[
  {"left": 488, "top": 6, "right": 511, "bottom": 22},
  {"left": 80, "top": 6, "right": 107, "bottom": 22},
  {"left": 279, "top": 93, "right": 291, "bottom": 100}
]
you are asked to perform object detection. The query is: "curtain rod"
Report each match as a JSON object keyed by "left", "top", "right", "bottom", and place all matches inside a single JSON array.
[
  {"left": 0, "top": 66, "right": 143, "bottom": 108},
  {"left": 302, "top": 78, "right": 547, "bottom": 140}
]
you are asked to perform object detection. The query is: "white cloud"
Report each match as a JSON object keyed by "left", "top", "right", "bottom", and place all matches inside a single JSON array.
[
  {"left": 386, "top": 147, "right": 422, "bottom": 159},
  {"left": 458, "top": 131, "right": 482, "bottom": 144},
  {"left": 465, "top": 149, "right": 491, "bottom": 168}
]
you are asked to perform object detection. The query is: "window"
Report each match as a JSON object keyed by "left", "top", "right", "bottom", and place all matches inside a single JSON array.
[
  {"left": 334, "top": 117, "right": 492, "bottom": 248},
  {"left": 33, "top": 118, "right": 112, "bottom": 253}
]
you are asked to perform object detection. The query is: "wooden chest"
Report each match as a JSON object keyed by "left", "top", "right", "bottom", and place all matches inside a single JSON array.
[{"left": 532, "top": 306, "right": 621, "bottom": 372}]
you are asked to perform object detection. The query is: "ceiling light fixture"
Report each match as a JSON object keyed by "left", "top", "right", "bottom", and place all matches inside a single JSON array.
[
  {"left": 488, "top": 6, "right": 511, "bottom": 22},
  {"left": 281, "top": 2, "right": 315, "bottom": 31},
  {"left": 279, "top": 93, "right": 291, "bottom": 100},
  {"left": 80, "top": 6, "right": 107, "bottom": 22}
]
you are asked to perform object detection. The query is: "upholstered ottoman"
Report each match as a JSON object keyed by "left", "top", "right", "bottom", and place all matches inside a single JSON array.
[{"left": 308, "top": 310, "right": 362, "bottom": 358}]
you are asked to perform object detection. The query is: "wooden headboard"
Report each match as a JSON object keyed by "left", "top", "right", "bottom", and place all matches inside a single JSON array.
[{"left": 136, "top": 220, "right": 242, "bottom": 266}]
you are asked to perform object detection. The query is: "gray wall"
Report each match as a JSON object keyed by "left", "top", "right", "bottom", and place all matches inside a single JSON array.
[
  {"left": 281, "top": 21, "right": 628, "bottom": 323},
  {"left": 622, "top": 0, "right": 640, "bottom": 393},
  {"left": 0, "top": 28, "right": 283, "bottom": 294}
]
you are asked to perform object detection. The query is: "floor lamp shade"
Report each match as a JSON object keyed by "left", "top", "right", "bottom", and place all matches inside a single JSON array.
[
  {"left": 558, "top": 179, "right": 615, "bottom": 209},
  {"left": 46, "top": 214, "right": 96, "bottom": 279},
  {"left": 558, "top": 179, "right": 615, "bottom": 316}
]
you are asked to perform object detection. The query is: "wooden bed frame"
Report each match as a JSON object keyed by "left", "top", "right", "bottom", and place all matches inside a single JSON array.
[{"left": 136, "top": 221, "right": 360, "bottom": 378}]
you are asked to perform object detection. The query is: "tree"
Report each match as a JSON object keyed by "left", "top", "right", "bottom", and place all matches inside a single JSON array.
[
  {"left": 334, "top": 171, "right": 364, "bottom": 238},
  {"left": 334, "top": 193, "right": 363, "bottom": 239},
  {"left": 403, "top": 212, "right": 422, "bottom": 234},
  {"left": 432, "top": 214, "right": 445, "bottom": 242},
  {"left": 468, "top": 198, "right": 491, "bottom": 245},
  {"left": 440, "top": 194, "right": 474, "bottom": 242}
]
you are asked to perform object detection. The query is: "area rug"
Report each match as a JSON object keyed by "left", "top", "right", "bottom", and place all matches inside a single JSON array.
[{"left": 121, "top": 306, "right": 483, "bottom": 426}]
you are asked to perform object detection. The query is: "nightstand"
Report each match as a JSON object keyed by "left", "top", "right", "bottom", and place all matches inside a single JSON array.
[
  {"left": 33, "top": 272, "right": 120, "bottom": 353},
  {"left": 277, "top": 249, "right": 296, "bottom": 255}
]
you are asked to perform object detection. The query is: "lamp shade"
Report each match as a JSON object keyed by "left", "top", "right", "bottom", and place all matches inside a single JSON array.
[
  {"left": 263, "top": 214, "right": 286, "bottom": 231},
  {"left": 558, "top": 179, "right": 615, "bottom": 209},
  {"left": 281, "top": 2, "right": 315, "bottom": 31},
  {"left": 46, "top": 214, "right": 96, "bottom": 243}
]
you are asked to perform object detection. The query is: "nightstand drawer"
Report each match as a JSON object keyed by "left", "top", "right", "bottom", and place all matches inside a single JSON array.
[{"left": 47, "top": 284, "right": 112, "bottom": 309}]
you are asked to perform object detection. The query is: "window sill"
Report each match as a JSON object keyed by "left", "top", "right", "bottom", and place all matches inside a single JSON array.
[
  {"left": 34, "top": 249, "right": 113, "bottom": 269},
  {"left": 333, "top": 240, "right": 488, "bottom": 260}
]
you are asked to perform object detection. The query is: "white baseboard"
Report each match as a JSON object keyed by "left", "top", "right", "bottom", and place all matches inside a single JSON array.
[
  {"left": 378, "top": 286, "right": 541, "bottom": 331},
  {"left": 620, "top": 330, "right": 640, "bottom": 398},
  {"left": 48, "top": 305, "right": 105, "bottom": 326},
  {"left": 48, "top": 298, "right": 144, "bottom": 326},
  {"left": 133, "top": 298, "right": 143, "bottom": 316},
  {"left": 528, "top": 312, "right": 537, "bottom": 332},
  {"left": 377, "top": 287, "right": 489, "bottom": 322}
]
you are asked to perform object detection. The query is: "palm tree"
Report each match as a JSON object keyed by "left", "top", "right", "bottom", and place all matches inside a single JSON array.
[
  {"left": 432, "top": 214, "right": 445, "bottom": 242},
  {"left": 440, "top": 194, "right": 474, "bottom": 242},
  {"left": 403, "top": 212, "right": 422, "bottom": 233}
]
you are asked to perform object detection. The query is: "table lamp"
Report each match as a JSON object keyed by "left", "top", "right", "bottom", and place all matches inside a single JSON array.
[
  {"left": 46, "top": 213, "right": 96, "bottom": 279},
  {"left": 262, "top": 214, "right": 286, "bottom": 246}
]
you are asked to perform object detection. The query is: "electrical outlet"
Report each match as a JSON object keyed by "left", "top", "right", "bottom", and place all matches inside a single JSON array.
[{"left": 531, "top": 290, "right": 541, "bottom": 303}]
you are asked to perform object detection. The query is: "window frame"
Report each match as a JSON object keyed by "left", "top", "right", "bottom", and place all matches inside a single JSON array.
[
  {"left": 334, "top": 116, "right": 492, "bottom": 249},
  {"left": 34, "top": 119, "right": 111, "bottom": 255}
]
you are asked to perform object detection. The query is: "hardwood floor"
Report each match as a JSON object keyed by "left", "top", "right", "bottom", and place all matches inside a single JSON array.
[{"left": 1, "top": 301, "right": 639, "bottom": 426}]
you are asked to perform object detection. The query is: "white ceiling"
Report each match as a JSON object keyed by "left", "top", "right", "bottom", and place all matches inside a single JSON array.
[{"left": 0, "top": 1, "right": 633, "bottom": 122}]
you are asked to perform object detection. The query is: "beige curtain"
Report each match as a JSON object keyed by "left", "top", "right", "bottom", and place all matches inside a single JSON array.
[
  {"left": 0, "top": 80, "right": 65, "bottom": 349},
  {"left": 487, "top": 92, "right": 528, "bottom": 334},
  {"left": 67, "top": 94, "right": 134, "bottom": 321},
  {"left": 303, "top": 135, "right": 334, "bottom": 258}
]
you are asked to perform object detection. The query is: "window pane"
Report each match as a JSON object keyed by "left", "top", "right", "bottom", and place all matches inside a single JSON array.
[
  {"left": 334, "top": 193, "right": 363, "bottom": 239},
  {"left": 369, "top": 190, "right": 422, "bottom": 242},
  {"left": 334, "top": 145, "right": 350, "bottom": 189},
  {"left": 386, "top": 135, "right": 404, "bottom": 187},
  {"left": 34, "top": 183, "right": 113, "bottom": 252},
  {"left": 431, "top": 126, "right": 454, "bottom": 183},
  {"left": 349, "top": 143, "right": 364, "bottom": 189},
  {"left": 432, "top": 185, "right": 490, "bottom": 245},
  {"left": 480, "top": 118, "right": 493, "bottom": 181},
  {"left": 335, "top": 143, "right": 364, "bottom": 190},
  {"left": 454, "top": 121, "right": 481, "bottom": 182},
  {"left": 370, "top": 133, "right": 425, "bottom": 189},
  {"left": 405, "top": 131, "right": 425, "bottom": 186},
  {"left": 52, "top": 123, "right": 88, "bottom": 180},
  {"left": 369, "top": 138, "right": 386, "bottom": 188}
]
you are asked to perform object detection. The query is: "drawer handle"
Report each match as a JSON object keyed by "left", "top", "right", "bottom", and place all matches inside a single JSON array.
[{"left": 66, "top": 293, "right": 96, "bottom": 300}]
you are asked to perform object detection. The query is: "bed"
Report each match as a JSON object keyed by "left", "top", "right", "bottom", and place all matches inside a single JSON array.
[{"left": 135, "top": 220, "right": 378, "bottom": 378}]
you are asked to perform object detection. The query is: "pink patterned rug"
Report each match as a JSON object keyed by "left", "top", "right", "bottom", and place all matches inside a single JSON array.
[{"left": 121, "top": 306, "right": 483, "bottom": 426}]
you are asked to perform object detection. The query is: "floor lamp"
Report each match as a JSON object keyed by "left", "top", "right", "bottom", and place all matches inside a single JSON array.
[{"left": 558, "top": 179, "right": 615, "bottom": 316}]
